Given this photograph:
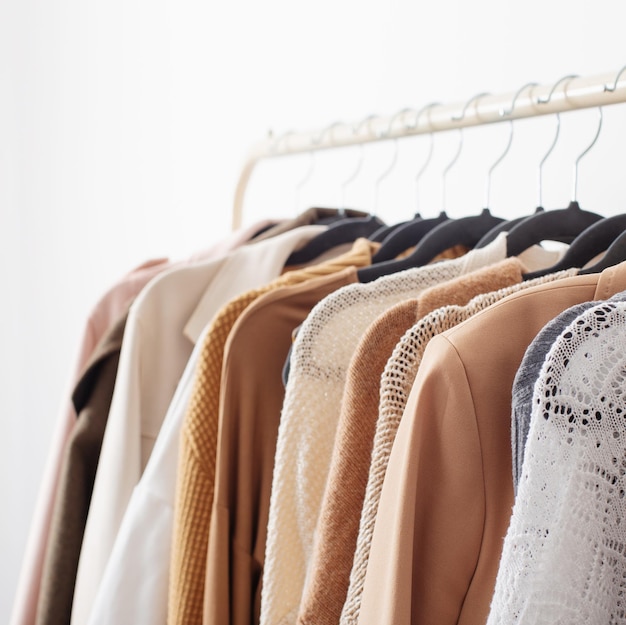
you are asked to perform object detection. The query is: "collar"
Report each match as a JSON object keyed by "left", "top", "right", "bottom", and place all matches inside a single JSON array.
[
  {"left": 594, "top": 260, "right": 626, "bottom": 300},
  {"left": 183, "top": 225, "right": 326, "bottom": 343}
]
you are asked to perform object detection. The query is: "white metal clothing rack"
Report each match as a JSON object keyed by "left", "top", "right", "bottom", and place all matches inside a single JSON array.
[{"left": 232, "top": 69, "right": 626, "bottom": 230}]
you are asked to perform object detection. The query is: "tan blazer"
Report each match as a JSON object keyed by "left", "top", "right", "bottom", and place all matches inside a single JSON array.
[{"left": 358, "top": 261, "right": 626, "bottom": 625}]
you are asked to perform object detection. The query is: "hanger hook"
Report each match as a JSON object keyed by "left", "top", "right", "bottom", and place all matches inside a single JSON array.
[
  {"left": 451, "top": 91, "right": 490, "bottom": 122},
  {"left": 534, "top": 74, "right": 578, "bottom": 207},
  {"left": 442, "top": 92, "right": 489, "bottom": 212},
  {"left": 273, "top": 130, "right": 313, "bottom": 215},
  {"left": 604, "top": 65, "right": 626, "bottom": 92},
  {"left": 340, "top": 114, "right": 380, "bottom": 215},
  {"left": 373, "top": 108, "right": 414, "bottom": 215},
  {"left": 483, "top": 83, "right": 537, "bottom": 209},
  {"left": 572, "top": 107, "right": 603, "bottom": 203},
  {"left": 294, "top": 120, "right": 348, "bottom": 214},
  {"left": 536, "top": 73, "right": 579, "bottom": 104},
  {"left": 412, "top": 102, "right": 441, "bottom": 212}
]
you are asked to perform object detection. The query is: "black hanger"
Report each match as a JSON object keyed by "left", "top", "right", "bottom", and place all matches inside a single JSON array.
[
  {"left": 357, "top": 209, "right": 504, "bottom": 283},
  {"left": 504, "top": 201, "right": 603, "bottom": 258},
  {"left": 578, "top": 229, "right": 626, "bottom": 275},
  {"left": 371, "top": 212, "right": 450, "bottom": 262},
  {"left": 368, "top": 216, "right": 417, "bottom": 243},
  {"left": 523, "top": 214, "right": 626, "bottom": 279},
  {"left": 474, "top": 209, "right": 545, "bottom": 249},
  {"left": 285, "top": 214, "right": 385, "bottom": 265}
]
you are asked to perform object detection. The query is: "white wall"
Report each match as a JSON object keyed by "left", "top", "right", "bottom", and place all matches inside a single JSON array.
[{"left": 1, "top": 0, "right": 625, "bottom": 618}]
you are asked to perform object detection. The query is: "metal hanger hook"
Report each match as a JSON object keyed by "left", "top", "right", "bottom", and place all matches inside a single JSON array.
[
  {"left": 537, "top": 114, "right": 561, "bottom": 208},
  {"left": 340, "top": 114, "right": 380, "bottom": 215},
  {"left": 499, "top": 81, "right": 539, "bottom": 117},
  {"left": 604, "top": 65, "right": 626, "bottom": 92},
  {"left": 294, "top": 120, "right": 347, "bottom": 213},
  {"left": 413, "top": 102, "right": 441, "bottom": 212},
  {"left": 572, "top": 107, "right": 603, "bottom": 203},
  {"left": 484, "top": 83, "right": 536, "bottom": 208},
  {"left": 443, "top": 92, "right": 489, "bottom": 211},
  {"left": 536, "top": 73, "right": 579, "bottom": 105},
  {"left": 272, "top": 130, "right": 312, "bottom": 214},
  {"left": 451, "top": 91, "right": 490, "bottom": 122},
  {"left": 534, "top": 74, "right": 578, "bottom": 207},
  {"left": 373, "top": 108, "right": 415, "bottom": 215},
  {"left": 441, "top": 129, "right": 463, "bottom": 213}
]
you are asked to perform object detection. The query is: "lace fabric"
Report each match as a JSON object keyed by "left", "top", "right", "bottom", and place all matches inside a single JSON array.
[{"left": 487, "top": 301, "right": 626, "bottom": 624}]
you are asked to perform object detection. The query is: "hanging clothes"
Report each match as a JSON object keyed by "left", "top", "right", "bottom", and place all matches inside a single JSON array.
[
  {"left": 261, "top": 233, "right": 560, "bottom": 625},
  {"left": 357, "top": 261, "right": 626, "bottom": 625},
  {"left": 341, "top": 265, "right": 576, "bottom": 625},
  {"left": 487, "top": 299, "right": 626, "bottom": 624},
  {"left": 168, "top": 239, "right": 377, "bottom": 625},
  {"left": 297, "top": 258, "right": 573, "bottom": 625},
  {"left": 10, "top": 257, "right": 170, "bottom": 625},
  {"left": 36, "top": 309, "right": 130, "bottom": 625},
  {"left": 70, "top": 225, "right": 326, "bottom": 625}
]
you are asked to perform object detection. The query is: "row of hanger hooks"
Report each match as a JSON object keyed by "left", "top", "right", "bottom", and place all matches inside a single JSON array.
[
  {"left": 233, "top": 66, "right": 626, "bottom": 229},
  {"left": 290, "top": 72, "right": 606, "bottom": 217}
]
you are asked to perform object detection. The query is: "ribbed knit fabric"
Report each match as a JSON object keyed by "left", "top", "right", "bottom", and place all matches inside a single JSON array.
[
  {"left": 260, "top": 236, "right": 531, "bottom": 625},
  {"left": 296, "top": 258, "right": 531, "bottom": 625},
  {"left": 168, "top": 239, "right": 376, "bottom": 625},
  {"left": 340, "top": 267, "right": 576, "bottom": 625},
  {"left": 487, "top": 300, "right": 626, "bottom": 624}
]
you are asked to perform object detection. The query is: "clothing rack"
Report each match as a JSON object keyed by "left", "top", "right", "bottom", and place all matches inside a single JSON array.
[{"left": 232, "top": 69, "right": 626, "bottom": 229}]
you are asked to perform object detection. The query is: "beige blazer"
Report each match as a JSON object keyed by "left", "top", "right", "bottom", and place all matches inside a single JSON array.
[{"left": 358, "top": 261, "right": 626, "bottom": 625}]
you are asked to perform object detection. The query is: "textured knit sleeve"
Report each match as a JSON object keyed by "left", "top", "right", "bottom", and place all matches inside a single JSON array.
[
  {"left": 169, "top": 295, "right": 257, "bottom": 625},
  {"left": 487, "top": 302, "right": 626, "bottom": 624},
  {"left": 296, "top": 302, "right": 417, "bottom": 625}
]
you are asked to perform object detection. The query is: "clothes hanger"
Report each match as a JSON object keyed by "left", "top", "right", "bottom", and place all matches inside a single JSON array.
[
  {"left": 359, "top": 92, "right": 506, "bottom": 282},
  {"left": 372, "top": 102, "right": 453, "bottom": 261},
  {"left": 578, "top": 230, "right": 626, "bottom": 274},
  {"left": 274, "top": 129, "right": 345, "bottom": 227},
  {"left": 504, "top": 75, "right": 604, "bottom": 258},
  {"left": 523, "top": 214, "right": 626, "bottom": 279},
  {"left": 474, "top": 82, "right": 543, "bottom": 249},
  {"left": 286, "top": 117, "right": 385, "bottom": 265},
  {"left": 524, "top": 68, "right": 626, "bottom": 278},
  {"left": 367, "top": 108, "right": 418, "bottom": 242}
]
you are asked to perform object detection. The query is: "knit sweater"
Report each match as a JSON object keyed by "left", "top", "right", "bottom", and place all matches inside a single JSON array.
[
  {"left": 168, "top": 239, "right": 376, "bottom": 625},
  {"left": 341, "top": 267, "right": 576, "bottom": 625},
  {"left": 260, "top": 233, "right": 563, "bottom": 625},
  {"left": 296, "top": 258, "right": 532, "bottom": 625},
  {"left": 487, "top": 300, "right": 626, "bottom": 624}
]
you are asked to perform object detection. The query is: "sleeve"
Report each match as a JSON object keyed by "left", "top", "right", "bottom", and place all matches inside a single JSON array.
[
  {"left": 70, "top": 323, "right": 144, "bottom": 625},
  {"left": 357, "top": 335, "right": 485, "bottom": 625}
]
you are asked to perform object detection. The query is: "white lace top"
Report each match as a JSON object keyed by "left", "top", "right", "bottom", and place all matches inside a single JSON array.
[{"left": 487, "top": 300, "right": 626, "bottom": 624}]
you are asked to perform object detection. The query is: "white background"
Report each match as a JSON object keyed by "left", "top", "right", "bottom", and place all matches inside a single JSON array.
[{"left": 1, "top": 0, "right": 626, "bottom": 618}]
